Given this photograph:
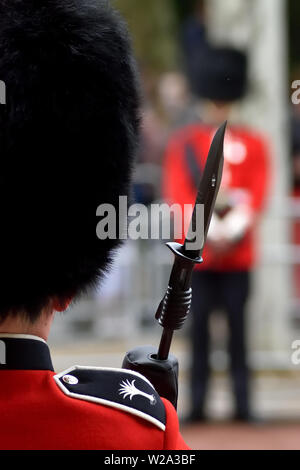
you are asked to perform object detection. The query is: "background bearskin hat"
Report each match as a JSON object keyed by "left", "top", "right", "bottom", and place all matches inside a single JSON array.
[
  {"left": 0, "top": 0, "right": 141, "bottom": 320},
  {"left": 191, "top": 46, "right": 248, "bottom": 102}
]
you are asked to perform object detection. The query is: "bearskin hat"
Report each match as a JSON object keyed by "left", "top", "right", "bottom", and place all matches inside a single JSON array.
[
  {"left": 0, "top": 0, "right": 141, "bottom": 320},
  {"left": 192, "top": 46, "right": 248, "bottom": 102}
]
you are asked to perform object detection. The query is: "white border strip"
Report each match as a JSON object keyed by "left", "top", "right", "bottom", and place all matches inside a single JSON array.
[{"left": 53, "top": 365, "right": 166, "bottom": 432}]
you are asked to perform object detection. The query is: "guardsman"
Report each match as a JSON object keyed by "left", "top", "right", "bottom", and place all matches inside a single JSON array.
[
  {"left": 163, "top": 46, "right": 270, "bottom": 422},
  {"left": 0, "top": 0, "right": 189, "bottom": 450}
]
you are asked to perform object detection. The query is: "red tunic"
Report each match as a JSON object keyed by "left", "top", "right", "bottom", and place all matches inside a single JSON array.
[
  {"left": 0, "top": 335, "right": 189, "bottom": 450},
  {"left": 163, "top": 123, "right": 270, "bottom": 271}
]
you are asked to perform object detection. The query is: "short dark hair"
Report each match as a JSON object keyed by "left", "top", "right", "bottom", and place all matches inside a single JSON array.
[{"left": 0, "top": 0, "right": 141, "bottom": 321}]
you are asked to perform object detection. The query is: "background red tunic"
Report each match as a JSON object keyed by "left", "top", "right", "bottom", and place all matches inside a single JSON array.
[{"left": 162, "top": 124, "right": 271, "bottom": 271}]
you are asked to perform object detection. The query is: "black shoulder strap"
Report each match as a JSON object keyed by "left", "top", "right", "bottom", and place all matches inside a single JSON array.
[
  {"left": 184, "top": 142, "right": 202, "bottom": 190},
  {"left": 54, "top": 366, "right": 166, "bottom": 431}
]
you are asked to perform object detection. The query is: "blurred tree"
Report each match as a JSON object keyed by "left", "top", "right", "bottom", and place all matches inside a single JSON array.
[{"left": 114, "top": 0, "right": 178, "bottom": 74}]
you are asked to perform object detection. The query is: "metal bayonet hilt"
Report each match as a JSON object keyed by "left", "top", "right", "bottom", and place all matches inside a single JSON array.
[{"left": 155, "top": 242, "right": 203, "bottom": 360}]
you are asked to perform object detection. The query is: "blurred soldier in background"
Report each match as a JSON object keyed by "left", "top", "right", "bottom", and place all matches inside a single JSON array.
[{"left": 162, "top": 45, "right": 270, "bottom": 422}]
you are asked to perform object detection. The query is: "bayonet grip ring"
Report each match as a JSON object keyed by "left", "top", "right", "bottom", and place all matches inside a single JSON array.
[{"left": 156, "top": 286, "right": 192, "bottom": 331}]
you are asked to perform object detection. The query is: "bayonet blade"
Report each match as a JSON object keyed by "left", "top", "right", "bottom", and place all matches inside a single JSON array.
[{"left": 183, "top": 121, "right": 226, "bottom": 257}]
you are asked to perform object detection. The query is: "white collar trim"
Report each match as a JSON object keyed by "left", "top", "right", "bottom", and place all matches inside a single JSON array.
[{"left": 0, "top": 333, "right": 47, "bottom": 344}]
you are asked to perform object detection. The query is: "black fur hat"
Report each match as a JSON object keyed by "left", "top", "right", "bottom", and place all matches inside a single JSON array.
[
  {"left": 0, "top": 0, "right": 141, "bottom": 320},
  {"left": 192, "top": 46, "right": 248, "bottom": 101}
]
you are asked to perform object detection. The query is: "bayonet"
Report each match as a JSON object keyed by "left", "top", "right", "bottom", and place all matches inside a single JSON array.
[
  {"left": 123, "top": 122, "right": 227, "bottom": 408},
  {"left": 156, "top": 122, "right": 226, "bottom": 360}
]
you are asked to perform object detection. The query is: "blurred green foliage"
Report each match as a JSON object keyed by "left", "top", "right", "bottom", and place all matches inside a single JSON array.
[{"left": 113, "top": 0, "right": 179, "bottom": 73}]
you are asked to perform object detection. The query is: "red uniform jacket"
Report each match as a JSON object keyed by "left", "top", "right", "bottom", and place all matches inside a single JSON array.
[
  {"left": 0, "top": 335, "right": 189, "bottom": 450},
  {"left": 163, "top": 123, "right": 270, "bottom": 271}
]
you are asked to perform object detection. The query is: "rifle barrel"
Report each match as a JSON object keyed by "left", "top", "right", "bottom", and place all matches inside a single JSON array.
[{"left": 157, "top": 328, "right": 174, "bottom": 361}]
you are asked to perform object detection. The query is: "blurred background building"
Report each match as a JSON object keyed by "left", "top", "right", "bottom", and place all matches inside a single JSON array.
[{"left": 49, "top": 0, "right": 300, "bottom": 441}]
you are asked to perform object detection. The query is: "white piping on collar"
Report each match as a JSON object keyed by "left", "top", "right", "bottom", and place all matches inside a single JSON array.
[{"left": 0, "top": 333, "right": 47, "bottom": 344}]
